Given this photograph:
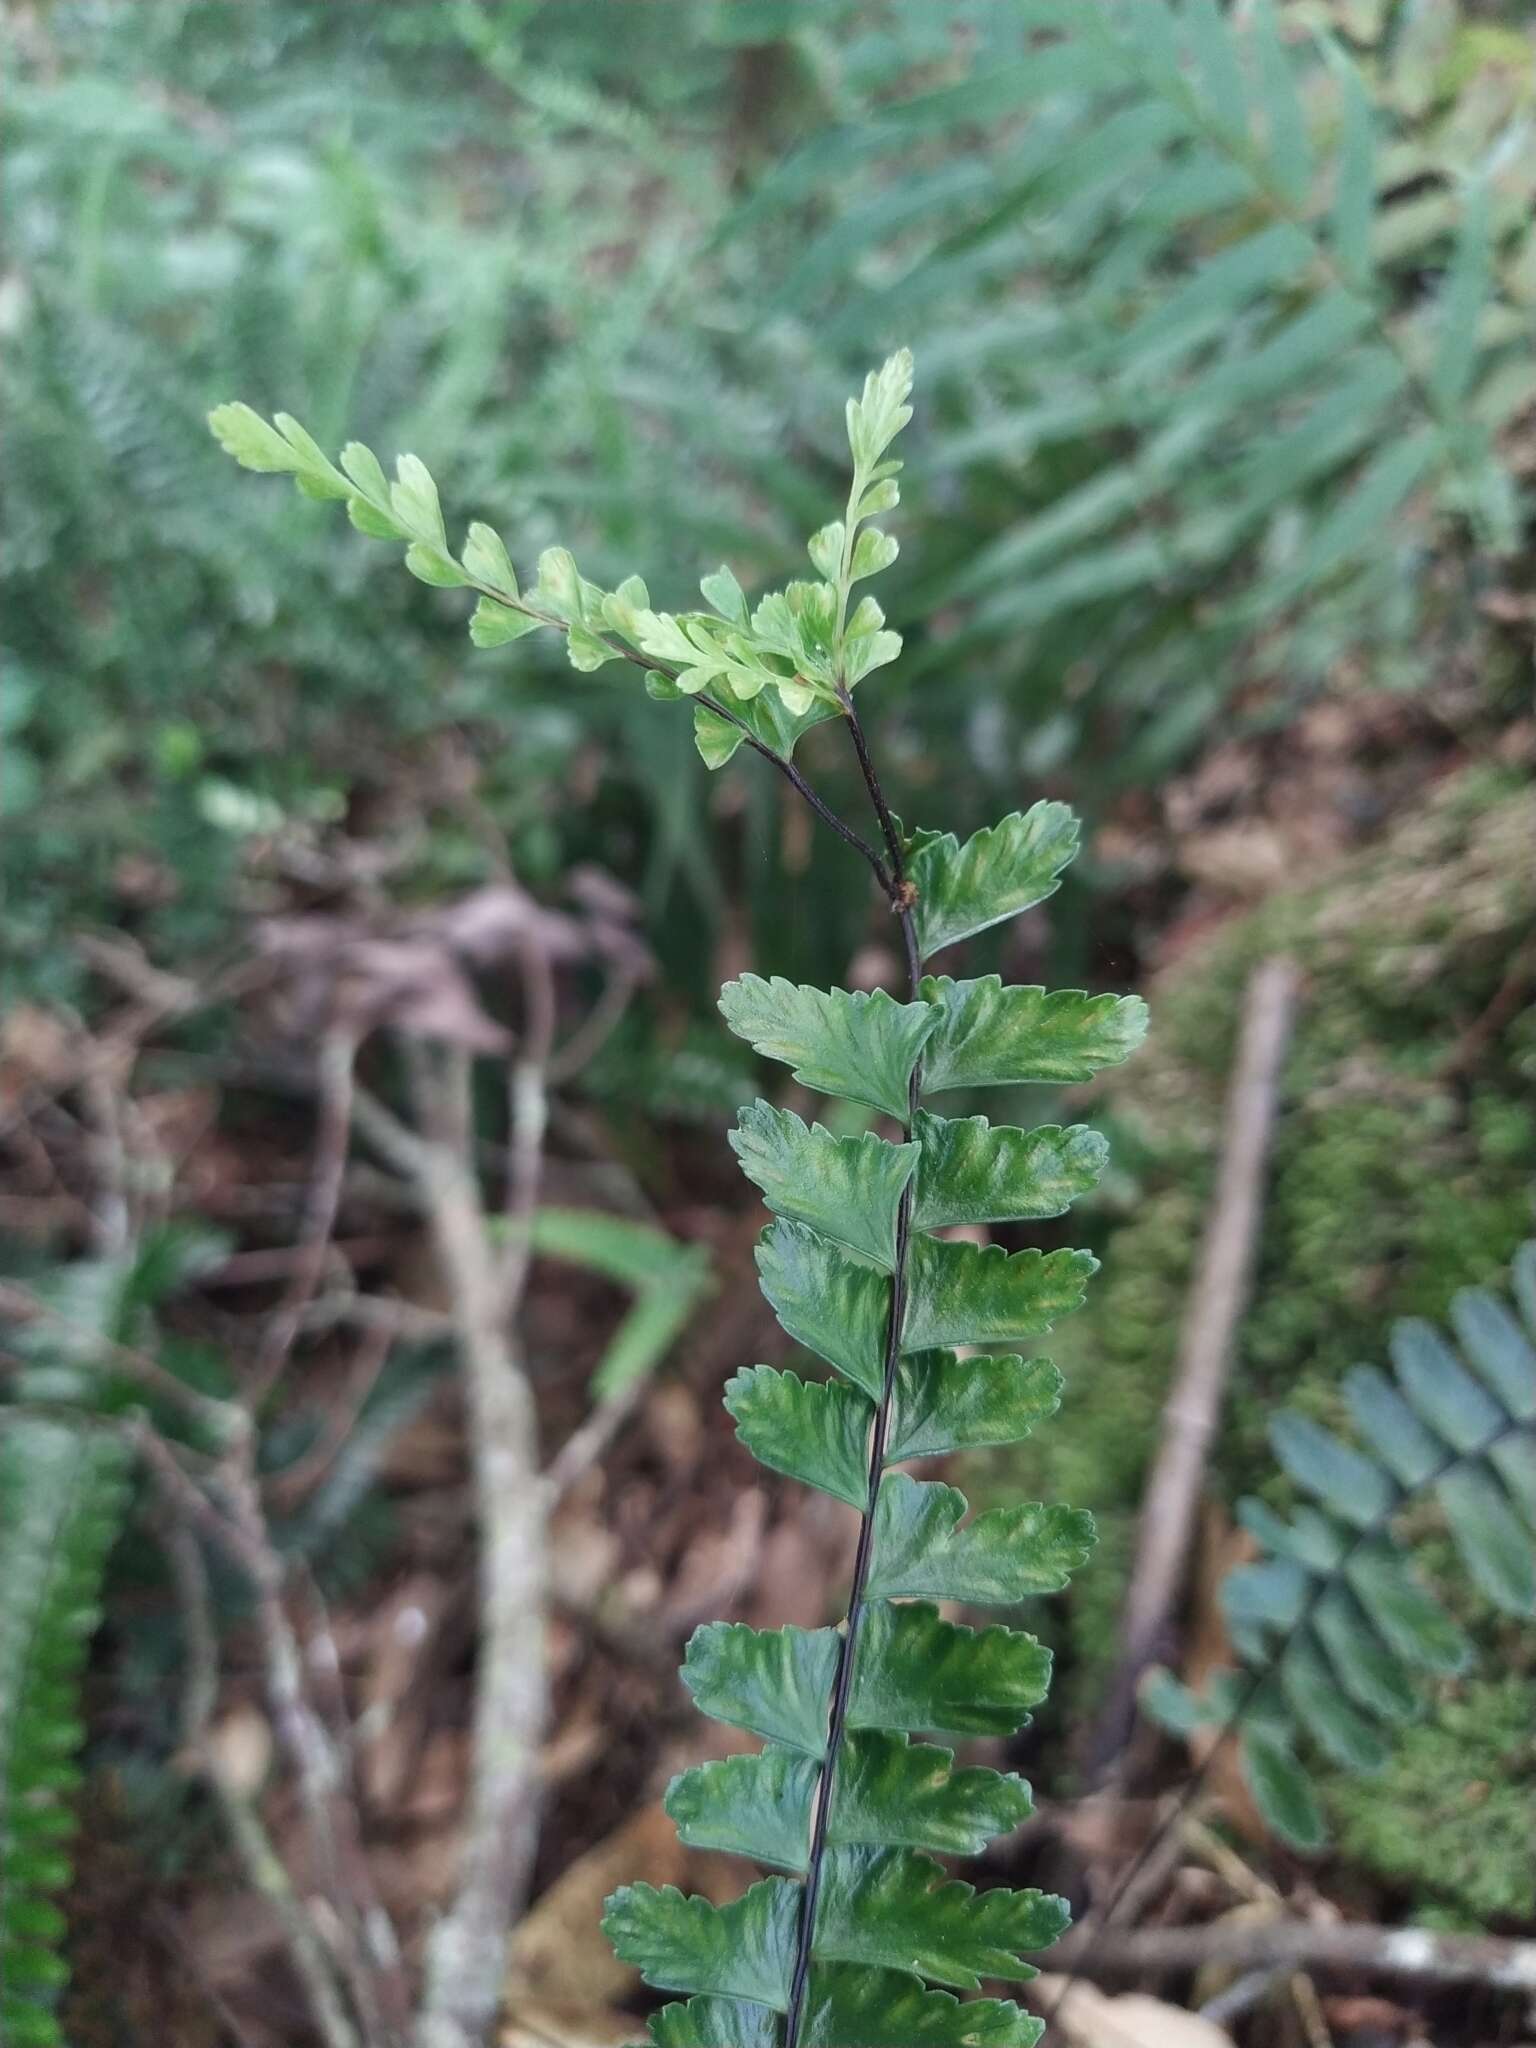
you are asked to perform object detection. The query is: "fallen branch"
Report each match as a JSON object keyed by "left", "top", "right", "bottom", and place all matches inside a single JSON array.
[
  {"left": 1055, "top": 1917, "right": 1536, "bottom": 1992},
  {"left": 408, "top": 1044, "right": 550, "bottom": 2048},
  {"left": 1086, "top": 954, "right": 1300, "bottom": 1775},
  {"left": 161, "top": 1518, "right": 361, "bottom": 2048}
]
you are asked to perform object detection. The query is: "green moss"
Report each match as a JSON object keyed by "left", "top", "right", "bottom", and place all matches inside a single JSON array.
[
  {"left": 1327, "top": 1677, "right": 1536, "bottom": 1927},
  {"left": 1011, "top": 774, "right": 1536, "bottom": 1829}
]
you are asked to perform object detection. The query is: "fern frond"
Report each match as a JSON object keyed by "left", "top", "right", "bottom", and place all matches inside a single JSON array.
[
  {"left": 0, "top": 1420, "right": 129, "bottom": 2046},
  {"left": 1144, "top": 1242, "right": 1536, "bottom": 1848},
  {"left": 214, "top": 353, "right": 1148, "bottom": 2044},
  {"left": 719, "top": 0, "right": 1525, "bottom": 780}
]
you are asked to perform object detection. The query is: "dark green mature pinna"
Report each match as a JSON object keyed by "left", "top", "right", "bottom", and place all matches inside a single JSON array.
[
  {"left": 211, "top": 354, "right": 1147, "bottom": 2047},
  {"left": 607, "top": 907, "right": 1142, "bottom": 2048}
]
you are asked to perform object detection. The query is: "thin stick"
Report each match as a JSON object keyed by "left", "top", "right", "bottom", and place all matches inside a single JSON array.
[
  {"left": 248, "top": 1028, "right": 358, "bottom": 1411},
  {"left": 413, "top": 1054, "right": 548, "bottom": 2048},
  {"left": 497, "top": 928, "right": 557, "bottom": 1316},
  {"left": 264, "top": 1315, "right": 395, "bottom": 1508},
  {"left": 1052, "top": 1918, "right": 1536, "bottom": 1990},
  {"left": 546, "top": 966, "right": 638, "bottom": 1085},
  {"left": 542, "top": 1375, "right": 647, "bottom": 1507},
  {"left": 1086, "top": 954, "right": 1299, "bottom": 1774},
  {"left": 161, "top": 1518, "right": 361, "bottom": 2048},
  {"left": 1179, "top": 1817, "right": 1331, "bottom": 2048},
  {"left": 134, "top": 1408, "right": 407, "bottom": 2042}
]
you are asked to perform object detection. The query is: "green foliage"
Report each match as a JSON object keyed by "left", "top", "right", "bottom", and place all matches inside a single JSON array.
[
  {"left": 525, "top": 1207, "right": 714, "bottom": 1402},
  {"left": 718, "top": 982, "right": 936, "bottom": 1124},
  {"left": 0, "top": 1231, "right": 194, "bottom": 2047},
  {"left": 1328, "top": 1676, "right": 1536, "bottom": 1928},
  {"left": 907, "top": 810, "right": 1078, "bottom": 962},
  {"left": 0, "top": 1420, "right": 129, "bottom": 2047},
  {"left": 1015, "top": 771, "right": 1536, "bottom": 1745},
  {"left": 705, "top": 0, "right": 1531, "bottom": 786},
  {"left": 216, "top": 350, "right": 1144, "bottom": 2040},
  {"left": 0, "top": 1217, "right": 462, "bottom": 2039},
  {"left": 207, "top": 340, "right": 909, "bottom": 764},
  {"left": 1144, "top": 1245, "right": 1536, "bottom": 1851},
  {"left": 729, "top": 1105, "right": 918, "bottom": 1270},
  {"left": 917, "top": 981, "right": 1149, "bottom": 1094},
  {"left": 8, "top": 0, "right": 1529, "bottom": 1019}
]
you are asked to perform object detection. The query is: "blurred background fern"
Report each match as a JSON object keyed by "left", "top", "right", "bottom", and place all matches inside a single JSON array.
[
  {"left": 2, "top": 3, "right": 1534, "bottom": 2039},
  {"left": 6, "top": 0, "right": 1532, "bottom": 1007}
]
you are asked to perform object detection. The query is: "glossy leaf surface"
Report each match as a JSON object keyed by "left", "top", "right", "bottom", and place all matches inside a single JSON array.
[
  {"left": 907, "top": 804, "right": 1078, "bottom": 959},
  {"left": 724, "top": 1366, "right": 872, "bottom": 1509},
  {"left": 667, "top": 1733, "right": 1032, "bottom": 1874},
  {"left": 813, "top": 1847, "right": 1068, "bottom": 1989},
  {"left": 849, "top": 1603, "right": 1052, "bottom": 1738},
  {"left": 887, "top": 1352, "right": 1061, "bottom": 1464},
  {"left": 799, "top": 1968, "right": 1044, "bottom": 2047},
  {"left": 718, "top": 977, "right": 935, "bottom": 1120},
  {"left": 756, "top": 1220, "right": 890, "bottom": 1399},
  {"left": 666, "top": 1750, "right": 816, "bottom": 1873},
  {"left": 910, "top": 1112, "right": 1105, "bottom": 1229},
  {"left": 902, "top": 1239, "right": 1096, "bottom": 1353},
  {"left": 868, "top": 1475, "right": 1095, "bottom": 1605},
  {"left": 604, "top": 1879, "right": 797, "bottom": 2007},
  {"left": 682, "top": 1622, "right": 838, "bottom": 1755},
  {"left": 919, "top": 978, "right": 1149, "bottom": 1092},
  {"left": 732, "top": 1104, "right": 917, "bottom": 1269}
]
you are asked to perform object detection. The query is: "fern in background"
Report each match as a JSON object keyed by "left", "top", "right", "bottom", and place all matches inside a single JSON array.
[
  {"left": 0, "top": 1225, "right": 238, "bottom": 2040},
  {"left": 1145, "top": 1242, "right": 1536, "bottom": 1849},
  {"left": 6, "top": 0, "right": 1530, "bottom": 1010},
  {"left": 0, "top": 1423, "right": 130, "bottom": 2046},
  {"left": 718, "top": 0, "right": 1531, "bottom": 784},
  {"left": 212, "top": 352, "right": 1149, "bottom": 2043},
  {"left": 523, "top": 1208, "right": 715, "bottom": 1403}
]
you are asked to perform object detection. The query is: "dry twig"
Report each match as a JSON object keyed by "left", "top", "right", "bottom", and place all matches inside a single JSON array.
[
  {"left": 1087, "top": 954, "right": 1300, "bottom": 1774},
  {"left": 411, "top": 1039, "right": 550, "bottom": 2048},
  {"left": 1054, "top": 1917, "right": 1536, "bottom": 1991},
  {"left": 161, "top": 1517, "right": 362, "bottom": 2048}
]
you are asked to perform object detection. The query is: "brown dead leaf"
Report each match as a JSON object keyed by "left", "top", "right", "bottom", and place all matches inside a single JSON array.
[
  {"left": 541, "top": 1711, "right": 608, "bottom": 1788},
  {"left": 1190, "top": 1899, "right": 1286, "bottom": 2009},
  {"left": 1031, "top": 1976, "right": 1233, "bottom": 2048},
  {"left": 747, "top": 1494, "right": 853, "bottom": 1632},
  {"left": 1320, "top": 1994, "right": 1420, "bottom": 2035},
  {"left": 502, "top": 2009, "right": 642, "bottom": 2047},
  {"left": 259, "top": 918, "right": 510, "bottom": 1049},
  {"left": 1175, "top": 823, "right": 1290, "bottom": 897},
  {"left": 0, "top": 1003, "right": 76, "bottom": 1109},
  {"left": 548, "top": 1507, "right": 623, "bottom": 1611},
  {"left": 505, "top": 1804, "right": 738, "bottom": 2014},
  {"left": 257, "top": 872, "right": 651, "bottom": 1052},
  {"left": 1052, "top": 1797, "right": 1165, "bottom": 1874},
  {"left": 641, "top": 1381, "right": 703, "bottom": 1479},
  {"left": 658, "top": 1486, "right": 768, "bottom": 1631}
]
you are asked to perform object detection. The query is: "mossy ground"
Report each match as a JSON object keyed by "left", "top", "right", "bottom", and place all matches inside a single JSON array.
[
  {"left": 1328, "top": 1675, "right": 1536, "bottom": 1926},
  {"left": 996, "top": 769, "right": 1536, "bottom": 1920}
]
